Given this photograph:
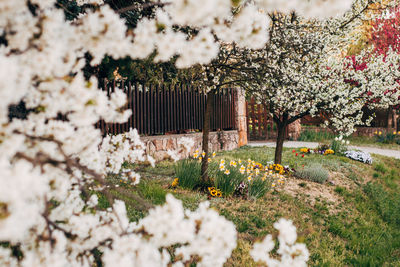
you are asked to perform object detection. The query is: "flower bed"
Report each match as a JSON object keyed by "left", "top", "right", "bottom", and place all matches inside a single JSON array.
[{"left": 173, "top": 152, "right": 290, "bottom": 199}]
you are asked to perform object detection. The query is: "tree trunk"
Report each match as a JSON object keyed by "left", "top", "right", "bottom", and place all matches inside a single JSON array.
[
  {"left": 274, "top": 123, "right": 287, "bottom": 164},
  {"left": 200, "top": 89, "right": 215, "bottom": 184}
]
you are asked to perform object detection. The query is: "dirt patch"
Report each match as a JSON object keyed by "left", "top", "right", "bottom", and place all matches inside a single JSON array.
[{"left": 278, "top": 171, "right": 357, "bottom": 213}]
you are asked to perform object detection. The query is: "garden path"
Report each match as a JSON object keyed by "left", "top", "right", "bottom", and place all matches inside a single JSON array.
[{"left": 248, "top": 141, "right": 400, "bottom": 159}]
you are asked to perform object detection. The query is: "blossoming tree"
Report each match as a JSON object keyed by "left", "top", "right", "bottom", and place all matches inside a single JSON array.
[
  {"left": 0, "top": 0, "right": 353, "bottom": 265},
  {"left": 248, "top": 4, "right": 400, "bottom": 164}
]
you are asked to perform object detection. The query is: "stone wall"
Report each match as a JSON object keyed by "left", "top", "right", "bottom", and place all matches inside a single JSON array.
[
  {"left": 141, "top": 130, "right": 239, "bottom": 162},
  {"left": 288, "top": 119, "right": 302, "bottom": 140},
  {"left": 235, "top": 88, "right": 248, "bottom": 147}
]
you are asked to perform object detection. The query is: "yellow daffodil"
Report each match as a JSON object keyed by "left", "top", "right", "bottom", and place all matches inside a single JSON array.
[
  {"left": 202, "top": 152, "right": 206, "bottom": 157},
  {"left": 172, "top": 178, "right": 179, "bottom": 187},
  {"left": 219, "top": 164, "right": 225, "bottom": 171},
  {"left": 224, "top": 169, "right": 230, "bottom": 175},
  {"left": 212, "top": 152, "right": 216, "bottom": 158},
  {"left": 208, "top": 158, "right": 211, "bottom": 162},
  {"left": 193, "top": 153, "right": 199, "bottom": 159},
  {"left": 324, "top": 149, "right": 334, "bottom": 155}
]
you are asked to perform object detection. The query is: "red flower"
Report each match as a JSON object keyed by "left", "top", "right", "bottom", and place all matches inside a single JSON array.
[
  {"left": 292, "top": 149, "right": 296, "bottom": 153},
  {"left": 302, "top": 154, "right": 305, "bottom": 158},
  {"left": 295, "top": 153, "right": 298, "bottom": 156}
]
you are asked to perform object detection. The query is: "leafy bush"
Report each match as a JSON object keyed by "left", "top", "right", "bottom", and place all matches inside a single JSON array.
[
  {"left": 174, "top": 159, "right": 202, "bottom": 189},
  {"left": 298, "top": 129, "right": 335, "bottom": 142},
  {"left": 344, "top": 150, "right": 372, "bottom": 164},
  {"left": 208, "top": 163, "right": 245, "bottom": 196},
  {"left": 247, "top": 176, "right": 272, "bottom": 200},
  {"left": 294, "top": 163, "right": 329, "bottom": 183},
  {"left": 330, "top": 139, "right": 348, "bottom": 155}
]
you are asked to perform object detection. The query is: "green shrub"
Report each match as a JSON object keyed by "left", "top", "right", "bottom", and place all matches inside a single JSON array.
[
  {"left": 208, "top": 163, "right": 245, "bottom": 196},
  {"left": 294, "top": 163, "right": 329, "bottom": 184},
  {"left": 330, "top": 139, "right": 348, "bottom": 155},
  {"left": 174, "top": 159, "right": 202, "bottom": 190},
  {"left": 248, "top": 176, "right": 272, "bottom": 200},
  {"left": 298, "top": 129, "right": 335, "bottom": 142}
]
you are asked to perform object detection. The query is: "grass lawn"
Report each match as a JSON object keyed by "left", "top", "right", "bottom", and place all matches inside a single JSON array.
[
  {"left": 298, "top": 129, "right": 400, "bottom": 150},
  {"left": 98, "top": 146, "right": 400, "bottom": 266}
]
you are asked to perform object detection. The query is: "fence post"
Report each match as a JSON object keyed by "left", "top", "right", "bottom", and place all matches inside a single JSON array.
[{"left": 235, "top": 88, "right": 247, "bottom": 147}]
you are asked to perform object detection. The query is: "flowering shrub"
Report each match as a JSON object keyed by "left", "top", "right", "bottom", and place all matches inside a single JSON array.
[
  {"left": 251, "top": 218, "right": 309, "bottom": 266},
  {"left": 330, "top": 136, "right": 350, "bottom": 155},
  {"left": 0, "top": 0, "right": 355, "bottom": 265},
  {"left": 344, "top": 151, "right": 373, "bottom": 164},
  {"left": 211, "top": 159, "right": 286, "bottom": 199},
  {"left": 211, "top": 160, "right": 247, "bottom": 196},
  {"left": 266, "top": 163, "right": 288, "bottom": 175}
]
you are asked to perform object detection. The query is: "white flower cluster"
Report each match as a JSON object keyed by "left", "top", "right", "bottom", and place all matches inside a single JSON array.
[
  {"left": 0, "top": 0, "right": 354, "bottom": 265},
  {"left": 251, "top": 218, "right": 309, "bottom": 267},
  {"left": 255, "top": 0, "right": 353, "bottom": 18},
  {"left": 98, "top": 128, "right": 153, "bottom": 183},
  {"left": 103, "top": 194, "right": 237, "bottom": 267},
  {"left": 76, "top": 0, "right": 104, "bottom": 6},
  {"left": 344, "top": 150, "right": 373, "bottom": 164}
]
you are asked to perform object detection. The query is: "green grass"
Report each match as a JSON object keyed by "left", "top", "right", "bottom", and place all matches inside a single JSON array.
[
  {"left": 297, "top": 128, "right": 400, "bottom": 150},
  {"left": 298, "top": 129, "right": 336, "bottom": 142},
  {"left": 348, "top": 136, "right": 400, "bottom": 150},
  {"left": 96, "top": 147, "right": 400, "bottom": 266}
]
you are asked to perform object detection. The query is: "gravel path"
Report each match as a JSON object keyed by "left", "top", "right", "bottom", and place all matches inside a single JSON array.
[{"left": 248, "top": 141, "right": 400, "bottom": 159}]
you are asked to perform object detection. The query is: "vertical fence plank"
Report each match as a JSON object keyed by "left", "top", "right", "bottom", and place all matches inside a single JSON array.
[
  {"left": 251, "top": 98, "right": 255, "bottom": 138},
  {"left": 140, "top": 84, "right": 145, "bottom": 135},
  {"left": 258, "top": 104, "right": 262, "bottom": 138},
  {"left": 232, "top": 89, "right": 236, "bottom": 129}
]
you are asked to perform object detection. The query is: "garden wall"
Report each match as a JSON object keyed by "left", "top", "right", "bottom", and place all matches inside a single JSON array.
[{"left": 141, "top": 130, "right": 239, "bottom": 162}]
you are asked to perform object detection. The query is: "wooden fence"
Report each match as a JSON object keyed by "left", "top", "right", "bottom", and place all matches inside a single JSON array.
[
  {"left": 96, "top": 80, "right": 236, "bottom": 135},
  {"left": 246, "top": 98, "right": 288, "bottom": 140}
]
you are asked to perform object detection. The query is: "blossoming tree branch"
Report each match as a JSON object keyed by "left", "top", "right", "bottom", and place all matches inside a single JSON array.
[{"left": 0, "top": 0, "right": 376, "bottom": 266}]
